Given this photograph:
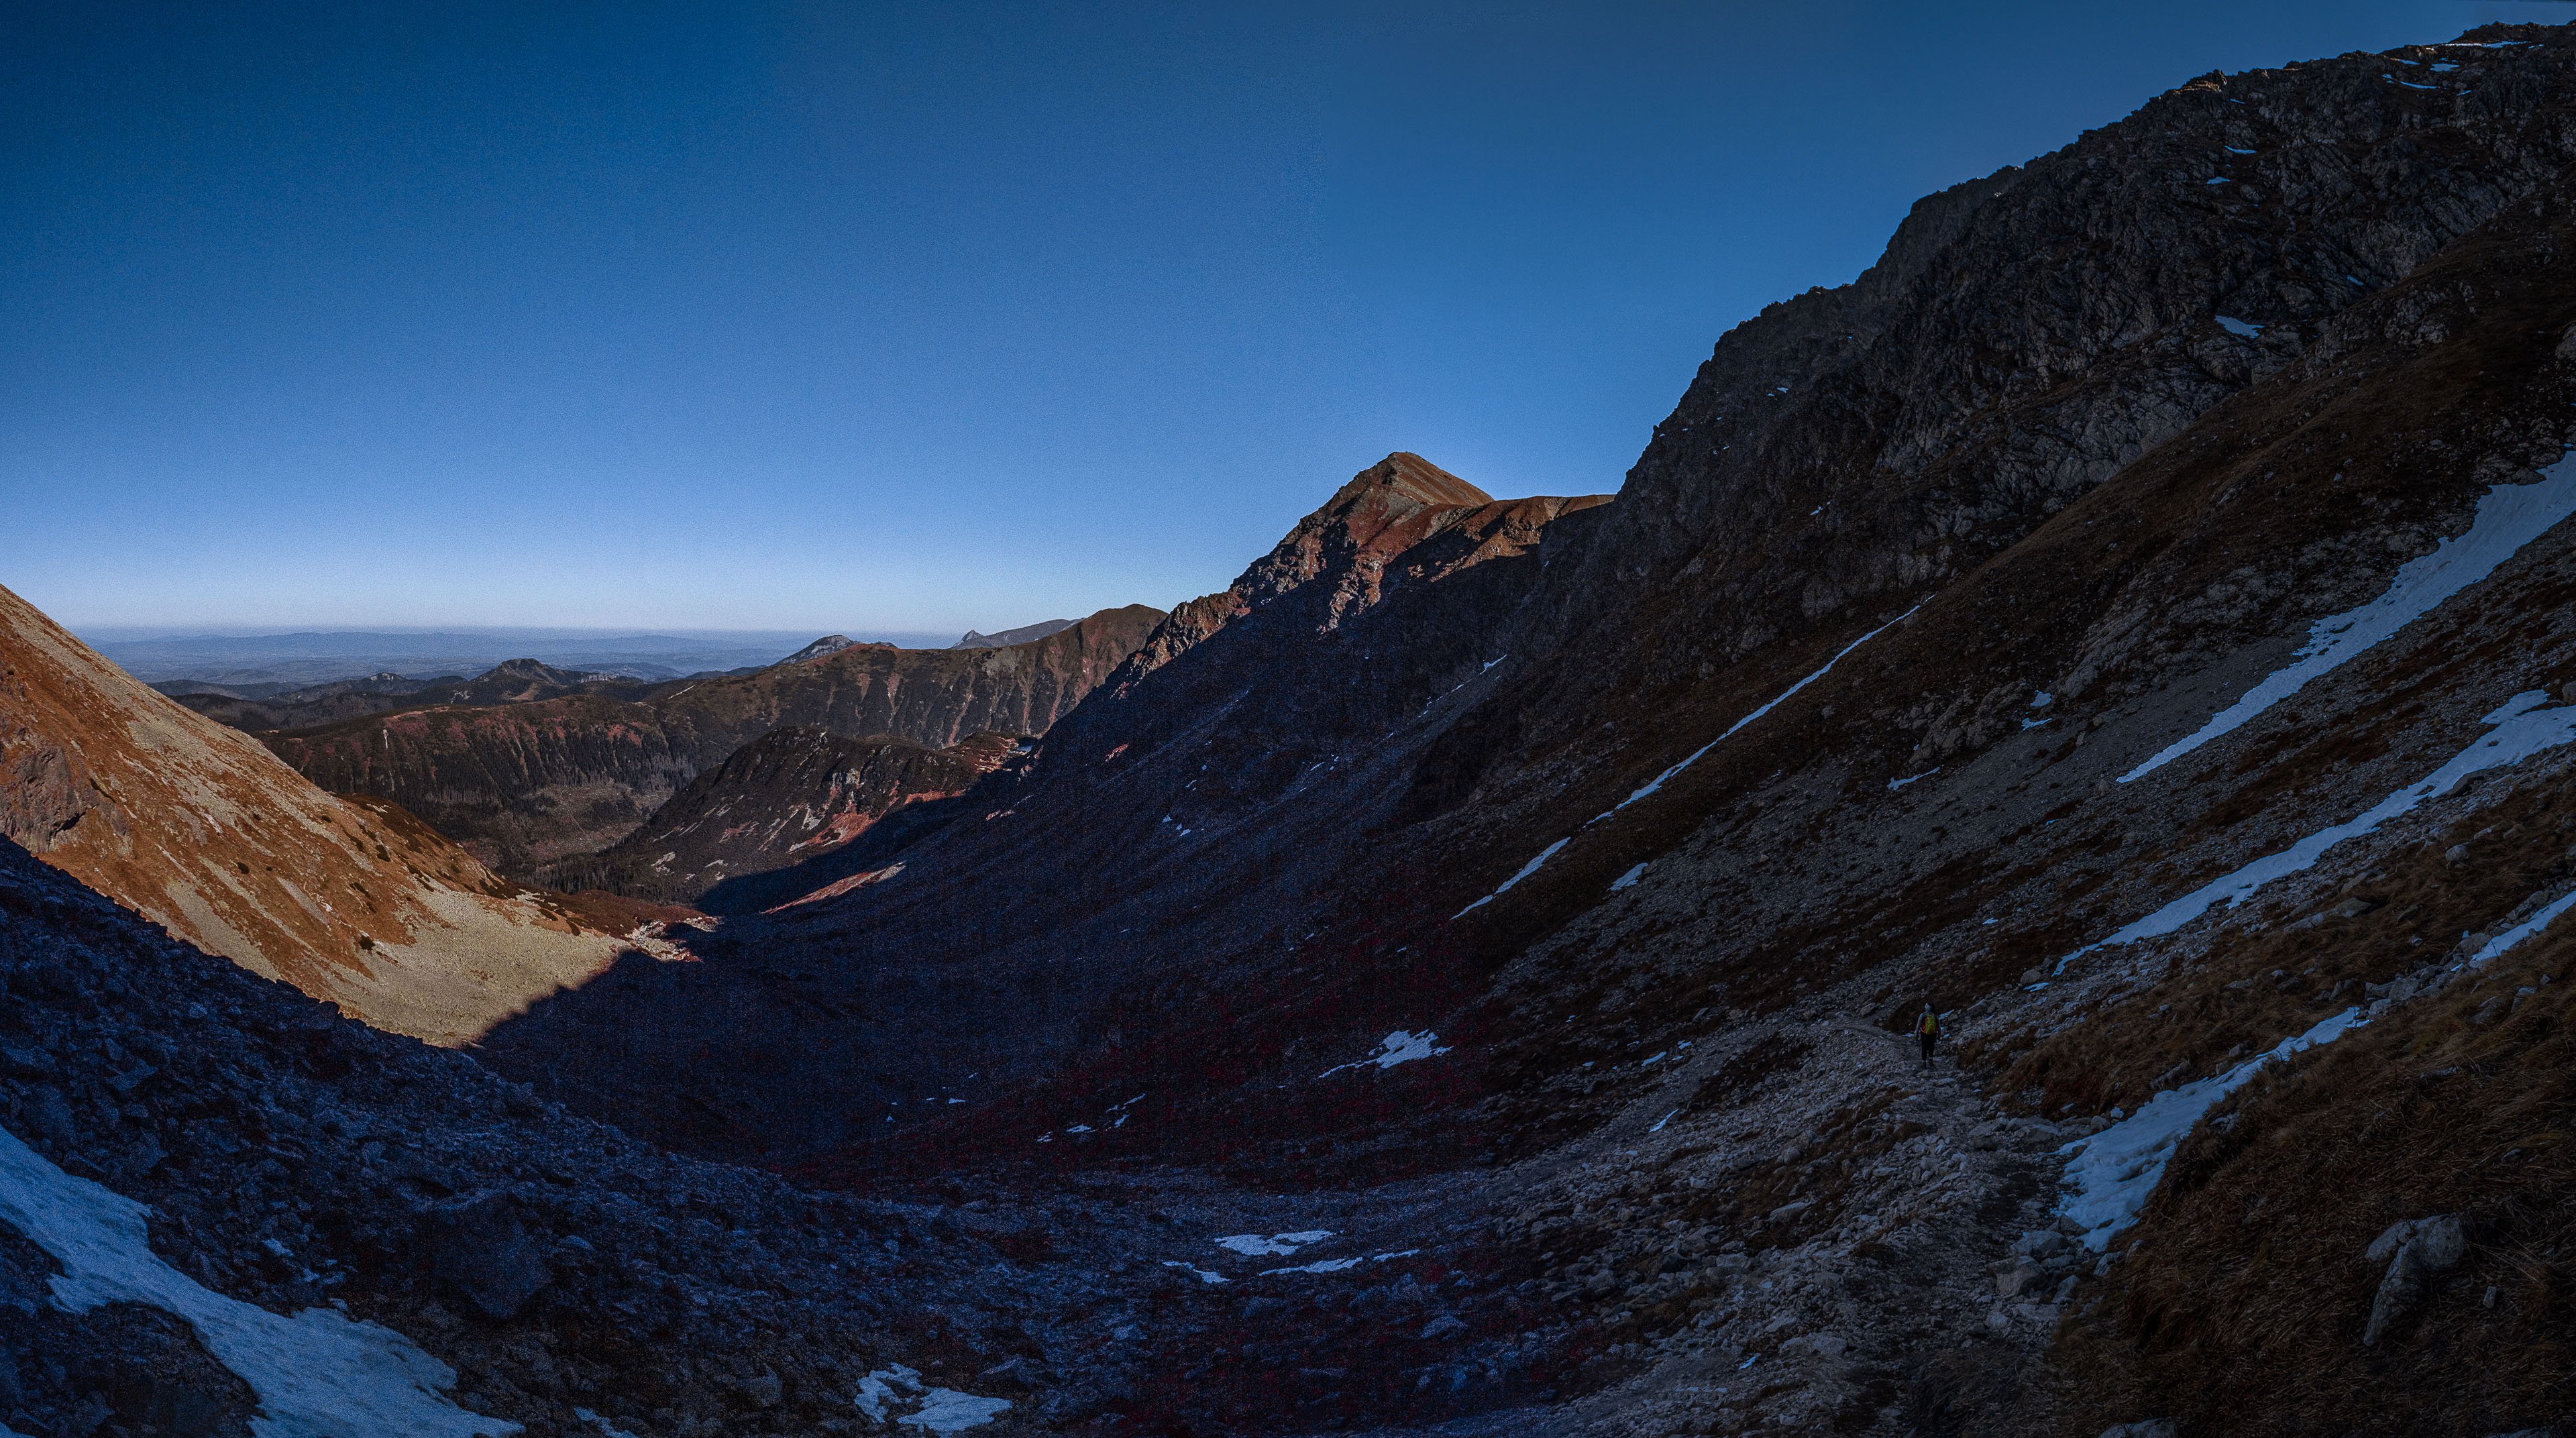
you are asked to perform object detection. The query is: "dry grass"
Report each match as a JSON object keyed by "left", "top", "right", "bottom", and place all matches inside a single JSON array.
[{"left": 2047, "top": 772, "right": 2576, "bottom": 1437}]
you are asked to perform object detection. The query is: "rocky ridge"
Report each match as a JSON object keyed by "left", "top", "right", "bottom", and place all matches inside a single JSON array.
[
  {"left": 256, "top": 606, "right": 1164, "bottom": 877},
  {"left": 535, "top": 728, "right": 1022, "bottom": 905},
  {"left": 170, "top": 661, "right": 660, "bottom": 734}
]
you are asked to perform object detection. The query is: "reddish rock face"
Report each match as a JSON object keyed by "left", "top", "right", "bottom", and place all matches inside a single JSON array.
[
  {"left": 538, "top": 726, "right": 1020, "bottom": 903},
  {"left": 259, "top": 605, "right": 1165, "bottom": 876},
  {"left": 1102, "top": 453, "right": 1609, "bottom": 694},
  {"left": 0, "top": 583, "right": 645, "bottom": 1044}
]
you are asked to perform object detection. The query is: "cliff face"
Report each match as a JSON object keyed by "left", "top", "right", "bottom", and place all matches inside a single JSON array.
[
  {"left": 474, "top": 27, "right": 2576, "bottom": 1437},
  {"left": 0, "top": 583, "right": 644, "bottom": 1044},
  {"left": 258, "top": 605, "right": 1165, "bottom": 875},
  {"left": 536, "top": 727, "right": 1018, "bottom": 903}
]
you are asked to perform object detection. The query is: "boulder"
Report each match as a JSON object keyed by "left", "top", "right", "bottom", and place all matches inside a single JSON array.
[
  {"left": 2362, "top": 1213, "right": 2467, "bottom": 1347},
  {"left": 423, "top": 1193, "right": 553, "bottom": 1319},
  {"left": 1994, "top": 1260, "right": 2044, "bottom": 1298},
  {"left": 2012, "top": 1229, "right": 2069, "bottom": 1260}
]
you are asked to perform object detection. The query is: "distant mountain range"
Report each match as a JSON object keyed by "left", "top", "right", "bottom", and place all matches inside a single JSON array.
[
  {"left": 252, "top": 608, "right": 1166, "bottom": 875},
  {"left": 88, "top": 622, "right": 1081, "bottom": 687}
]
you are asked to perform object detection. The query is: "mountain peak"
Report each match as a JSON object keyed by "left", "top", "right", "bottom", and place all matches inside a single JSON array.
[
  {"left": 777, "top": 635, "right": 857, "bottom": 665},
  {"left": 954, "top": 619, "right": 1077, "bottom": 649},
  {"left": 476, "top": 657, "right": 594, "bottom": 684},
  {"left": 1335, "top": 451, "right": 1491, "bottom": 511}
]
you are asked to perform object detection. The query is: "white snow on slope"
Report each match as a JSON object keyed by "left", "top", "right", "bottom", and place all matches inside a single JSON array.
[
  {"left": 2473, "top": 890, "right": 2576, "bottom": 965},
  {"left": 1610, "top": 863, "right": 1647, "bottom": 891},
  {"left": 2216, "top": 316, "right": 2263, "bottom": 337},
  {"left": 903, "top": 1391, "right": 1015, "bottom": 1433},
  {"left": 1214, "top": 1231, "right": 1333, "bottom": 1257},
  {"left": 0, "top": 1124, "right": 514, "bottom": 1438},
  {"left": 854, "top": 1368, "right": 1012, "bottom": 1433},
  {"left": 1262, "top": 1249, "right": 1419, "bottom": 1276},
  {"left": 2122, "top": 458, "right": 2576, "bottom": 783},
  {"left": 1453, "top": 838, "right": 1568, "bottom": 917},
  {"left": 2058, "top": 1007, "right": 2366, "bottom": 1251},
  {"left": 1320, "top": 1031, "right": 1452, "bottom": 1078},
  {"left": 1609, "top": 604, "right": 1924, "bottom": 813},
  {"left": 2065, "top": 690, "right": 2576, "bottom": 973}
]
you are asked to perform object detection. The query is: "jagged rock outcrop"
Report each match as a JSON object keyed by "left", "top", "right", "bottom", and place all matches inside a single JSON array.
[
  {"left": 260, "top": 606, "right": 1164, "bottom": 876},
  {"left": 0, "top": 584, "right": 649, "bottom": 1044},
  {"left": 537, "top": 727, "right": 1020, "bottom": 903}
]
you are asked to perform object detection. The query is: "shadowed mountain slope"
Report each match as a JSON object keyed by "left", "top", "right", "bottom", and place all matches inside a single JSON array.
[
  {"left": 0, "top": 583, "right": 650, "bottom": 1044},
  {"left": 258, "top": 605, "right": 1165, "bottom": 876},
  {"left": 473, "top": 27, "right": 2576, "bottom": 1437},
  {"left": 478, "top": 453, "right": 1611, "bottom": 1152}
]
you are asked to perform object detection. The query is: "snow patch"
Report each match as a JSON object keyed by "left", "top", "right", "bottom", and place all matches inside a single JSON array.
[
  {"left": 1260, "top": 1249, "right": 1421, "bottom": 1277},
  {"left": 1611, "top": 604, "right": 1923, "bottom": 812},
  {"left": 1160, "top": 1261, "right": 1229, "bottom": 1285},
  {"left": 2067, "top": 691, "right": 2576, "bottom": 972},
  {"left": 2215, "top": 315, "right": 2263, "bottom": 337},
  {"left": 1454, "top": 838, "right": 1569, "bottom": 916},
  {"left": 902, "top": 1391, "right": 1015, "bottom": 1433},
  {"left": 1886, "top": 768, "right": 1939, "bottom": 791},
  {"left": 0, "top": 1124, "right": 515, "bottom": 1438},
  {"left": 1610, "top": 863, "right": 1648, "bottom": 891},
  {"left": 2058, "top": 1008, "right": 2366, "bottom": 1250},
  {"left": 1214, "top": 1231, "right": 1334, "bottom": 1257},
  {"left": 2473, "top": 889, "right": 2576, "bottom": 965},
  {"left": 2122, "top": 459, "right": 2576, "bottom": 783},
  {"left": 853, "top": 1368, "right": 1012, "bottom": 1433},
  {"left": 1320, "top": 1031, "right": 1452, "bottom": 1078}
]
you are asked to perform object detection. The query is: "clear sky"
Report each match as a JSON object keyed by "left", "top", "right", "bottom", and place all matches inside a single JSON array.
[{"left": 3, "top": 1, "right": 2548, "bottom": 634}]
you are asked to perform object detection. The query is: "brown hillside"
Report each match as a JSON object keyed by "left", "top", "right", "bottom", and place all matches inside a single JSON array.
[{"left": 0, "top": 582, "right": 645, "bottom": 1044}]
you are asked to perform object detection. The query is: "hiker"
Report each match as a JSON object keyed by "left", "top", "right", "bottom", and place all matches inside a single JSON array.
[{"left": 1917, "top": 1004, "right": 1939, "bottom": 1066}]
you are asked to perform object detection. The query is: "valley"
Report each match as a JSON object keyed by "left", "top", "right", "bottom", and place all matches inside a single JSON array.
[{"left": 7, "top": 22, "right": 2576, "bottom": 1438}]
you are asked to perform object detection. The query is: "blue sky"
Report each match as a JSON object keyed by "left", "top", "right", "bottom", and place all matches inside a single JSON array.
[{"left": 2, "top": 1, "right": 2544, "bottom": 635}]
